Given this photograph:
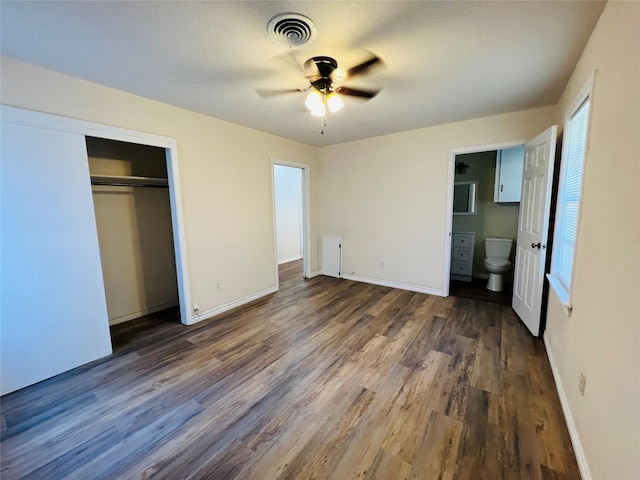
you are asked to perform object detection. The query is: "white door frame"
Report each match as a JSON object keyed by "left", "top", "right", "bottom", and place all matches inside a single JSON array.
[
  {"left": 1, "top": 105, "right": 192, "bottom": 326},
  {"left": 271, "top": 158, "right": 311, "bottom": 288},
  {"left": 443, "top": 139, "right": 527, "bottom": 296}
]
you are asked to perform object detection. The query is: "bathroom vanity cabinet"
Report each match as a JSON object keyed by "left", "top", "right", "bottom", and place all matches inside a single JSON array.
[{"left": 451, "top": 232, "right": 475, "bottom": 282}]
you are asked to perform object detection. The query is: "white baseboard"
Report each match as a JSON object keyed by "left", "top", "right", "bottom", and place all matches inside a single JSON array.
[
  {"left": 187, "top": 286, "right": 278, "bottom": 325},
  {"left": 543, "top": 332, "right": 591, "bottom": 480},
  {"left": 108, "top": 301, "right": 179, "bottom": 326},
  {"left": 278, "top": 255, "right": 302, "bottom": 265},
  {"left": 306, "top": 270, "right": 322, "bottom": 278},
  {"left": 341, "top": 274, "right": 445, "bottom": 297}
]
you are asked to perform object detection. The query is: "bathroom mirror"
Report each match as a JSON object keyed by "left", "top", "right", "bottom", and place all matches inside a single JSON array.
[{"left": 453, "top": 181, "right": 478, "bottom": 215}]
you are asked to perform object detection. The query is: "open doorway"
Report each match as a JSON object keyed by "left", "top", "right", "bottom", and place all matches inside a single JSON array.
[
  {"left": 272, "top": 159, "right": 311, "bottom": 287},
  {"left": 447, "top": 144, "right": 525, "bottom": 305}
]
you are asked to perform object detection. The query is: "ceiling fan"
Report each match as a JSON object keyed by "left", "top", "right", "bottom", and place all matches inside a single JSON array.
[{"left": 256, "top": 53, "right": 384, "bottom": 118}]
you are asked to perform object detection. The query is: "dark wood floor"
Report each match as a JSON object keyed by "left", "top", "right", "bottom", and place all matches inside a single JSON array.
[
  {"left": 450, "top": 277, "right": 513, "bottom": 306},
  {"left": 1, "top": 259, "right": 579, "bottom": 479}
]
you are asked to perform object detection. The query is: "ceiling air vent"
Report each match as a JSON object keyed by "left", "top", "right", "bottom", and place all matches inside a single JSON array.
[{"left": 268, "top": 13, "right": 317, "bottom": 47}]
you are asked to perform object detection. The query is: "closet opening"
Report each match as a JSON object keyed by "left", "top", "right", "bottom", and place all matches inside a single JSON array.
[{"left": 86, "top": 137, "right": 181, "bottom": 342}]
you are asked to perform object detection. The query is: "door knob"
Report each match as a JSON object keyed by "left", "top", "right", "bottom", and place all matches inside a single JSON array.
[{"left": 531, "top": 242, "right": 541, "bottom": 249}]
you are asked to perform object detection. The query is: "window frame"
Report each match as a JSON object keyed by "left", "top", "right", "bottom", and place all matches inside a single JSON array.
[{"left": 548, "top": 74, "right": 595, "bottom": 313}]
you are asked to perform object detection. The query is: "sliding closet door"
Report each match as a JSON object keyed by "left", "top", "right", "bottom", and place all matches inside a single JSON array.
[{"left": 1, "top": 122, "right": 112, "bottom": 395}]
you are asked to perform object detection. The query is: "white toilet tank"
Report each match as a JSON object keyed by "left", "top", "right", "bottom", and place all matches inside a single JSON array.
[{"left": 485, "top": 238, "right": 513, "bottom": 259}]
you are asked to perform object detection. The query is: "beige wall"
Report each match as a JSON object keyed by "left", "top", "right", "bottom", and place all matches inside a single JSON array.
[
  {"left": 544, "top": 2, "right": 640, "bottom": 479},
  {"left": 452, "top": 150, "right": 520, "bottom": 278},
  {"left": 317, "top": 106, "right": 556, "bottom": 292},
  {"left": 88, "top": 138, "right": 179, "bottom": 325},
  {"left": 0, "top": 57, "right": 320, "bottom": 322}
]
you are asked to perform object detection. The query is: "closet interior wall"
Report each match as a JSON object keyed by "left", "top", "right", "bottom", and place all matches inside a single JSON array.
[{"left": 87, "top": 137, "right": 179, "bottom": 325}]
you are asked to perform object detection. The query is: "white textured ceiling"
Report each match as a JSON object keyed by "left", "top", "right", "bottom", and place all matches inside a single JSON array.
[{"left": 0, "top": 1, "right": 605, "bottom": 146}]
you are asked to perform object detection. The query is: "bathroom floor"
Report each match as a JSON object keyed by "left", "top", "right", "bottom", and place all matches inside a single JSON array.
[{"left": 450, "top": 277, "right": 512, "bottom": 306}]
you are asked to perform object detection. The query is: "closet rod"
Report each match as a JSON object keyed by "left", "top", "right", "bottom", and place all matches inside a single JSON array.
[{"left": 90, "top": 174, "right": 169, "bottom": 189}]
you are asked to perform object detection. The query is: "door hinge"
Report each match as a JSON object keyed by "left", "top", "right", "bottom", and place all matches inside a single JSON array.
[{"left": 339, "top": 243, "right": 342, "bottom": 248}]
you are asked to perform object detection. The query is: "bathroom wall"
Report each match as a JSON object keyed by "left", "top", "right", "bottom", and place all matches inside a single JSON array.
[{"left": 452, "top": 150, "right": 520, "bottom": 278}]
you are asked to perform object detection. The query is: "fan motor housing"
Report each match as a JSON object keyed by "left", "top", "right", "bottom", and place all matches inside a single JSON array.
[{"left": 304, "top": 56, "right": 338, "bottom": 90}]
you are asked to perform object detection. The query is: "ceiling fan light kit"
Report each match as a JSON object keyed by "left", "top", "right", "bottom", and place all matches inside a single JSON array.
[
  {"left": 261, "top": 13, "right": 385, "bottom": 132},
  {"left": 326, "top": 92, "right": 344, "bottom": 113},
  {"left": 303, "top": 89, "right": 343, "bottom": 118},
  {"left": 305, "top": 89, "right": 325, "bottom": 117}
]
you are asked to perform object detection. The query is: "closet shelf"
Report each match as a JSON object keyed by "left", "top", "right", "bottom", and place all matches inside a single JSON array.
[{"left": 90, "top": 174, "right": 169, "bottom": 188}]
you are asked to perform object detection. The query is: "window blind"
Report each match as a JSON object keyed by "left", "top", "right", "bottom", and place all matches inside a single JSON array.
[{"left": 555, "top": 98, "right": 590, "bottom": 291}]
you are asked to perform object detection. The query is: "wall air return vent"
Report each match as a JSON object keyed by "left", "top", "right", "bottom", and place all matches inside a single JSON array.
[{"left": 268, "top": 13, "right": 317, "bottom": 47}]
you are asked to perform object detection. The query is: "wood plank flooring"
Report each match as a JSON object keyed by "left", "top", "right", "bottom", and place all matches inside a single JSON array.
[
  {"left": 449, "top": 278, "right": 512, "bottom": 306},
  {"left": 1, "top": 259, "right": 580, "bottom": 479}
]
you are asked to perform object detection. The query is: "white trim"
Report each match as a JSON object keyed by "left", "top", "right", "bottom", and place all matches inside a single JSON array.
[
  {"left": 342, "top": 274, "right": 445, "bottom": 297},
  {"left": 164, "top": 144, "right": 192, "bottom": 326},
  {"left": 271, "top": 158, "right": 312, "bottom": 281},
  {"left": 269, "top": 162, "right": 280, "bottom": 291},
  {"left": 544, "top": 332, "right": 591, "bottom": 480},
  {"left": 444, "top": 139, "right": 527, "bottom": 298},
  {"left": 0, "top": 105, "right": 192, "bottom": 327},
  {"left": 444, "top": 153, "right": 455, "bottom": 296},
  {"left": 278, "top": 255, "right": 303, "bottom": 265},
  {"left": 187, "top": 286, "right": 278, "bottom": 325},
  {"left": 108, "top": 302, "right": 179, "bottom": 326},
  {"left": 546, "top": 273, "right": 573, "bottom": 317},
  {"left": 1, "top": 105, "right": 175, "bottom": 147},
  {"left": 307, "top": 270, "right": 322, "bottom": 278}
]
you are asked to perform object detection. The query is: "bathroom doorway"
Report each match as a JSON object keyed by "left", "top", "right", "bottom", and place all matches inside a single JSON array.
[{"left": 448, "top": 145, "right": 524, "bottom": 305}]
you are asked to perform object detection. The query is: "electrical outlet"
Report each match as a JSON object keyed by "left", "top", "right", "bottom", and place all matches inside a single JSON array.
[
  {"left": 216, "top": 282, "right": 222, "bottom": 291},
  {"left": 579, "top": 372, "right": 586, "bottom": 396},
  {"left": 379, "top": 261, "right": 384, "bottom": 268}
]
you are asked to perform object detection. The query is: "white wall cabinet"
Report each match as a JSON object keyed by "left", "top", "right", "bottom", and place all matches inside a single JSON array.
[
  {"left": 494, "top": 146, "right": 525, "bottom": 203},
  {"left": 451, "top": 232, "right": 475, "bottom": 282}
]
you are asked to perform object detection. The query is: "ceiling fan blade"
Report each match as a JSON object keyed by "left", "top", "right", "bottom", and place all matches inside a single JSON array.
[
  {"left": 345, "top": 54, "right": 384, "bottom": 79},
  {"left": 256, "top": 87, "right": 306, "bottom": 98},
  {"left": 335, "top": 86, "right": 380, "bottom": 99},
  {"left": 275, "top": 51, "right": 306, "bottom": 74}
]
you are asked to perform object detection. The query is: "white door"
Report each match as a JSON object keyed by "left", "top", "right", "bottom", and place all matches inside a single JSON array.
[
  {"left": 1, "top": 119, "right": 113, "bottom": 395},
  {"left": 321, "top": 236, "right": 342, "bottom": 278},
  {"left": 512, "top": 125, "right": 558, "bottom": 336}
]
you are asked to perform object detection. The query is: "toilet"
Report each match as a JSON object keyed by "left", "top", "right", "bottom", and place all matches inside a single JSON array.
[{"left": 484, "top": 238, "right": 513, "bottom": 292}]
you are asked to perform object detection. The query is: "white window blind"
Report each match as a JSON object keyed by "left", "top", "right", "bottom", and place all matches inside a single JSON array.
[{"left": 550, "top": 96, "right": 590, "bottom": 303}]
